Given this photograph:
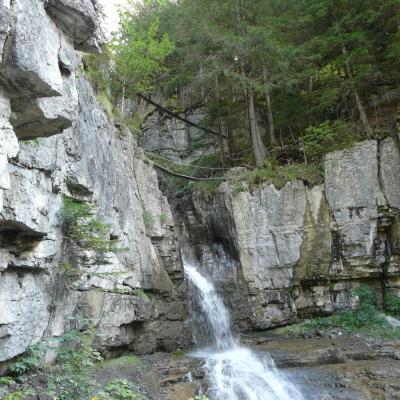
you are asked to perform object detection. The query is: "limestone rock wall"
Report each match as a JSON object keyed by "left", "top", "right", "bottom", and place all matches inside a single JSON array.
[
  {"left": 180, "top": 139, "right": 400, "bottom": 330},
  {"left": 0, "top": 0, "right": 187, "bottom": 366}
]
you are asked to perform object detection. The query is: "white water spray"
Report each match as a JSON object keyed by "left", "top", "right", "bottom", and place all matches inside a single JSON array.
[{"left": 185, "top": 262, "right": 304, "bottom": 400}]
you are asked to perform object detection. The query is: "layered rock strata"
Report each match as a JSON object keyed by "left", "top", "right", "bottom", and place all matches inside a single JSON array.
[
  {"left": 179, "top": 139, "right": 400, "bottom": 330},
  {"left": 0, "top": 0, "right": 187, "bottom": 367}
]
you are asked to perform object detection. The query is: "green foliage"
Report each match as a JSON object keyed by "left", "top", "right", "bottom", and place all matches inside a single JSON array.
[
  {"left": 385, "top": 294, "right": 400, "bottom": 318},
  {"left": 191, "top": 180, "right": 222, "bottom": 202},
  {"left": 98, "top": 379, "right": 146, "bottom": 400},
  {"left": 104, "top": 0, "right": 400, "bottom": 169},
  {"left": 133, "top": 289, "right": 149, "bottom": 300},
  {"left": 10, "top": 343, "right": 45, "bottom": 375},
  {"left": 110, "top": 13, "right": 175, "bottom": 97},
  {"left": 97, "top": 92, "right": 115, "bottom": 120},
  {"left": 301, "top": 121, "right": 335, "bottom": 161},
  {"left": 159, "top": 212, "right": 168, "bottom": 225},
  {"left": 59, "top": 196, "right": 120, "bottom": 263},
  {"left": 301, "top": 120, "right": 358, "bottom": 162},
  {"left": 237, "top": 161, "right": 324, "bottom": 190},
  {"left": 3, "top": 389, "right": 36, "bottom": 400},
  {"left": 20, "top": 138, "right": 40, "bottom": 147},
  {"left": 58, "top": 261, "right": 80, "bottom": 276},
  {"left": 275, "top": 285, "right": 400, "bottom": 339},
  {"left": 83, "top": 50, "right": 111, "bottom": 95},
  {"left": 0, "top": 377, "right": 15, "bottom": 386},
  {"left": 46, "top": 326, "right": 103, "bottom": 400},
  {"left": 142, "top": 210, "right": 155, "bottom": 232}
]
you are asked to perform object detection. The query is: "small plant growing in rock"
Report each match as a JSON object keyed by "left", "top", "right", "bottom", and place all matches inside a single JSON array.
[
  {"left": 142, "top": 210, "right": 155, "bottom": 232},
  {"left": 60, "top": 196, "right": 120, "bottom": 254},
  {"left": 97, "top": 379, "right": 146, "bottom": 399},
  {"left": 158, "top": 212, "right": 168, "bottom": 225},
  {"left": 133, "top": 289, "right": 148, "bottom": 300},
  {"left": 59, "top": 196, "right": 121, "bottom": 270}
]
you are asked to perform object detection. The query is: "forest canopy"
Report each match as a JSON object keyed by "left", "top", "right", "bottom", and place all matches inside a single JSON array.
[{"left": 86, "top": 0, "right": 400, "bottom": 175}]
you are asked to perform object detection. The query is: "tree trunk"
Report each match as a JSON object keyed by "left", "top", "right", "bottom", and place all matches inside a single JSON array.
[
  {"left": 266, "top": 92, "right": 276, "bottom": 147},
  {"left": 342, "top": 44, "right": 373, "bottom": 139},
  {"left": 262, "top": 67, "right": 276, "bottom": 146},
  {"left": 248, "top": 90, "right": 268, "bottom": 166},
  {"left": 227, "top": 125, "right": 235, "bottom": 162},
  {"left": 215, "top": 76, "right": 225, "bottom": 166}
]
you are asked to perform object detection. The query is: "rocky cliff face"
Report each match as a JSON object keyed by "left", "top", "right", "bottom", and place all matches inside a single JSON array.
[
  {"left": 0, "top": 0, "right": 187, "bottom": 367},
  {"left": 1, "top": 0, "right": 400, "bottom": 374},
  {"left": 178, "top": 139, "right": 400, "bottom": 330}
]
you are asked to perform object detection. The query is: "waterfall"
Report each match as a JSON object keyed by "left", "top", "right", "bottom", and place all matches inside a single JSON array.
[{"left": 184, "top": 261, "right": 304, "bottom": 400}]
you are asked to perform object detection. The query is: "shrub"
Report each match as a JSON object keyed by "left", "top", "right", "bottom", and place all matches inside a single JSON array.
[
  {"left": 46, "top": 327, "right": 103, "bottom": 400},
  {"left": 301, "top": 121, "right": 335, "bottom": 161},
  {"left": 385, "top": 293, "right": 400, "bottom": 318},
  {"left": 0, "top": 377, "right": 15, "bottom": 386},
  {"left": 10, "top": 344, "right": 45, "bottom": 375},
  {"left": 59, "top": 196, "right": 120, "bottom": 266},
  {"left": 300, "top": 120, "right": 358, "bottom": 163}
]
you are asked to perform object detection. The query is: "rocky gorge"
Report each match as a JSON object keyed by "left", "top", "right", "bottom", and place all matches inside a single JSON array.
[{"left": 1, "top": 0, "right": 400, "bottom": 399}]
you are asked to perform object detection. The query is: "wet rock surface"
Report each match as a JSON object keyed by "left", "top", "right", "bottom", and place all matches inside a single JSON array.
[{"left": 103, "top": 335, "right": 400, "bottom": 399}]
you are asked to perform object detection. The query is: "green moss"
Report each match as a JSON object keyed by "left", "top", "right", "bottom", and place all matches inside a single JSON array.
[
  {"left": 98, "top": 355, "right": 140, "bottom": 370},
  {"left": 172, "top": 349, "right": 185, "bottom": 358},
  {"left": 20, "top": 138, "right": 40, "bottom": 147}
]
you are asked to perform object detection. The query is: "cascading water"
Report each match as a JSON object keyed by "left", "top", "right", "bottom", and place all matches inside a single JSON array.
[{"left": 184, "top": 261, "right": 304, "bottom": 400}]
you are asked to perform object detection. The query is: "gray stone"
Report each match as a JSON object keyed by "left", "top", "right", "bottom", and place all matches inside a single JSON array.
[
  {"left": 325, "top": 140, "right": 385, "bottom": 272},
  {"left": 385, "top": 315, "right": 400, "bottom": 329},
  {"left": 0, "top": 0, "right": 187, "bottom": 364},
  {"left": 45, "top": 0, "right": 98, "bottom": 45},
  {"left": 1, "top": 0, "right": 63, "bottom": 97},
  {"left": 380, "top": 137, "right": 400, "bottom": 209}
]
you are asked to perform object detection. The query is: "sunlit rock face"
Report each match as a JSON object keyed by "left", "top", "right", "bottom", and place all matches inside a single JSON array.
[
  {"left": 178, "top": 138, "right": 400, "bottom": 330},
  {"left": 0, "top": 0, "right": 188, "bottom": 365}
]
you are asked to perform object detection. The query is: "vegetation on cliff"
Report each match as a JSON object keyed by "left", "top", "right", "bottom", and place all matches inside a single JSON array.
[
  {"left": 87, "top": 0, "right": 400, "bottom": 182},
  {"left": 275, "top": 286, "right": 400, "bottom": 340}
]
